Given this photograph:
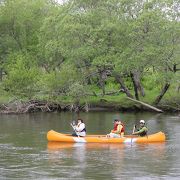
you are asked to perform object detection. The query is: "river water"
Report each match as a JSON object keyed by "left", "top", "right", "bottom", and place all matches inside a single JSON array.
[{"left": 0, "top": 111, "right": 180, "bottom": 179}]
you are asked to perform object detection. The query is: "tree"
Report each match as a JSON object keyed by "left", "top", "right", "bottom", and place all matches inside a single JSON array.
[
  {"left": 3, "top": 53, "right": 39, "bottom": 99},
  {"left": 0, "top": 0, "right": 52, "bottom": 79}
]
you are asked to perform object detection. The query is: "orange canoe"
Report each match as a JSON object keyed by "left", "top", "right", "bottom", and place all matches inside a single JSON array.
[{"left": 47, "top": 130, "right": 166, "bottom": 143}]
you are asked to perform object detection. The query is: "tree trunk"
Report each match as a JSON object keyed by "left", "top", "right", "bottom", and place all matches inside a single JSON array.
[
  {"left": 0, "top": 68, "right": 2, "bottom": 81},
  {"left": 154, "top": 83, "right": 170, "bottom": 105},
  {"left": 115, "top": 74, "right": 134, "bottom": 98},
  {"left": 99, "top": 78, "right": 105, "bottom": 96},
  {"left": 130, "top": 72, "right": 139, "bottom": 100},
  {"left": 99, "top": 70, "right": 107, "bottom": 96},
  {"left": 130, "top": 71, "right": 145, "bottom": 100},
  {"left": 127, "top": 97, "right": 163, "bottom": 113}
]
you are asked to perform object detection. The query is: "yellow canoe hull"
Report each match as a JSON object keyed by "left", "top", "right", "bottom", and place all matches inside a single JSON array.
[{"left": 47, "top": 130, "right": 166, "bottom": 143}]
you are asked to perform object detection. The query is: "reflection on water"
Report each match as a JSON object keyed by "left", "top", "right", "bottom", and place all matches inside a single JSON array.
[
  {"left": 0, "top": 112, "right": 179, "bottom": 179},
  {"left": 47, "top": 142, "right": 167, "bottom": 179},
  {"left": 47, "top": 142, "right": 127, "bottom": 150},
  {"left": 47, "top": 142, "right": 127, "bottom": 179}
]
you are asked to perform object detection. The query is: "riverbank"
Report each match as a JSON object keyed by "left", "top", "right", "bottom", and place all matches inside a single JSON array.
[{"left": 0, "top": 94, "right": 179, "bottom": 114}]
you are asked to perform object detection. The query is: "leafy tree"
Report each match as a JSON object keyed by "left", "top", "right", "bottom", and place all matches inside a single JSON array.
[
  {"left": 0, "top": 0, "right": 179, "bottom": 108},
  {"left": 3, "top": 53, "right": 39, "bottom": 99},
  {"left": 39, "top": 63, "right": 81, "bottom": 96},
  {"left": 0, "top": 0, "right": 52, "bottom": 78}
]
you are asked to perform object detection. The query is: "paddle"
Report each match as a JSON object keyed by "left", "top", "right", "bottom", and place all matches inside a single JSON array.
[
  {"left": 70, "top": 122, "right": 76, "bottom": 131},
  {"left": 131, "top": 124, "right": 136, "bottom": 145},
  {"left": 132, "top": 124, "right": 136, "bottom": 134},
  {"left": 70, "top": 122, "right": 80, "bottom": 137}
]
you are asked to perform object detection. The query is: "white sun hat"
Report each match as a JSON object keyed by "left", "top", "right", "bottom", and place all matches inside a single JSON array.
[{"left": 140, "top": 120, "right": 145, "bottom": 124}]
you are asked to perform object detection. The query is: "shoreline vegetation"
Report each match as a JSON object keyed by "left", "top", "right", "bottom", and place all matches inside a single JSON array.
[
  {"left": 0, "top": 0, "right": 179, "bottom": 114},
  {"left": 0, "top": 92, "right": 179, "bottom": 114}
]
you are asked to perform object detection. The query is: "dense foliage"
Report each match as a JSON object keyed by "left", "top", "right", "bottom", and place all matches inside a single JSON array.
[{"left": 0, "top": 0, "right": 179, "bottom": 108}]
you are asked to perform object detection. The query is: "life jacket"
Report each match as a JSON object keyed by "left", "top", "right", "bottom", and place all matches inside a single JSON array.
[
  {"left": 113, "top": 123, "right": 125, "bottom": 135},
  {"left": 77, "top": 123, "right": 86, "bottom": 132},
  {"left": 138, "top": 126, "right": 148, "bottom": 137},
  {"left": 121, "top": 123, "right": 125, "bottom": 133}
]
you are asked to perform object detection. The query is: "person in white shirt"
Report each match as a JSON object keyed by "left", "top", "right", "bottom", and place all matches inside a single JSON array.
[{"left": 72, "top": 119, "right": 86, "bottom": 137}]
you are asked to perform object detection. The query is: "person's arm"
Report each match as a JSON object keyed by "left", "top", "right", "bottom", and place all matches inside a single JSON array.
[
  {"left": 75, "top": 123, "right": 85, "bottom": 132},
  {"left": 133, "top": 127, "right": 147, "bottom": 135},
  {"left": 111, "top": 125, "right": 122, "bottom": 134}
]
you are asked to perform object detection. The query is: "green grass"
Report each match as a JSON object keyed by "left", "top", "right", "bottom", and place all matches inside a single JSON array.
[
  {"left": 0, "top": 95, "right": 11, "bottom": 104},
  {"left": 0, "top": 88, "right": 11, "bottom": 104}
]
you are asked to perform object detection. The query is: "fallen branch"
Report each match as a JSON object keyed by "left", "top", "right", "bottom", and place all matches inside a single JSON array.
[
  {"left": 24, "top": 103, "right": 36, "bottom": 113},
  {"left": 126, "top": 97, "right": 163, "bottom": 113}
]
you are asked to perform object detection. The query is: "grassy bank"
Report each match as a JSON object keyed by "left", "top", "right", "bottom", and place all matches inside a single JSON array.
[{"left": 0, "top": 86, "right": 179, "bottom": 113}]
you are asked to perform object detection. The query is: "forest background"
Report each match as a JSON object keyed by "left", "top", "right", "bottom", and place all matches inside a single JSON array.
[{"left": 0, "top": 0, "right": 179, "bottom": 112}]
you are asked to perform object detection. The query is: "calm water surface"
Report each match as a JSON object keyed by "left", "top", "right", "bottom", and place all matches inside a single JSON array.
[{"left": 0, "top": 111, "right": 180, "bottom": 179}]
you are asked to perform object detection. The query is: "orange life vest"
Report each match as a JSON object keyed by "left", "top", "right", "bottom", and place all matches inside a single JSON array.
[{"left": 113, "top": 123, "right": 125, "bottom": 135}]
